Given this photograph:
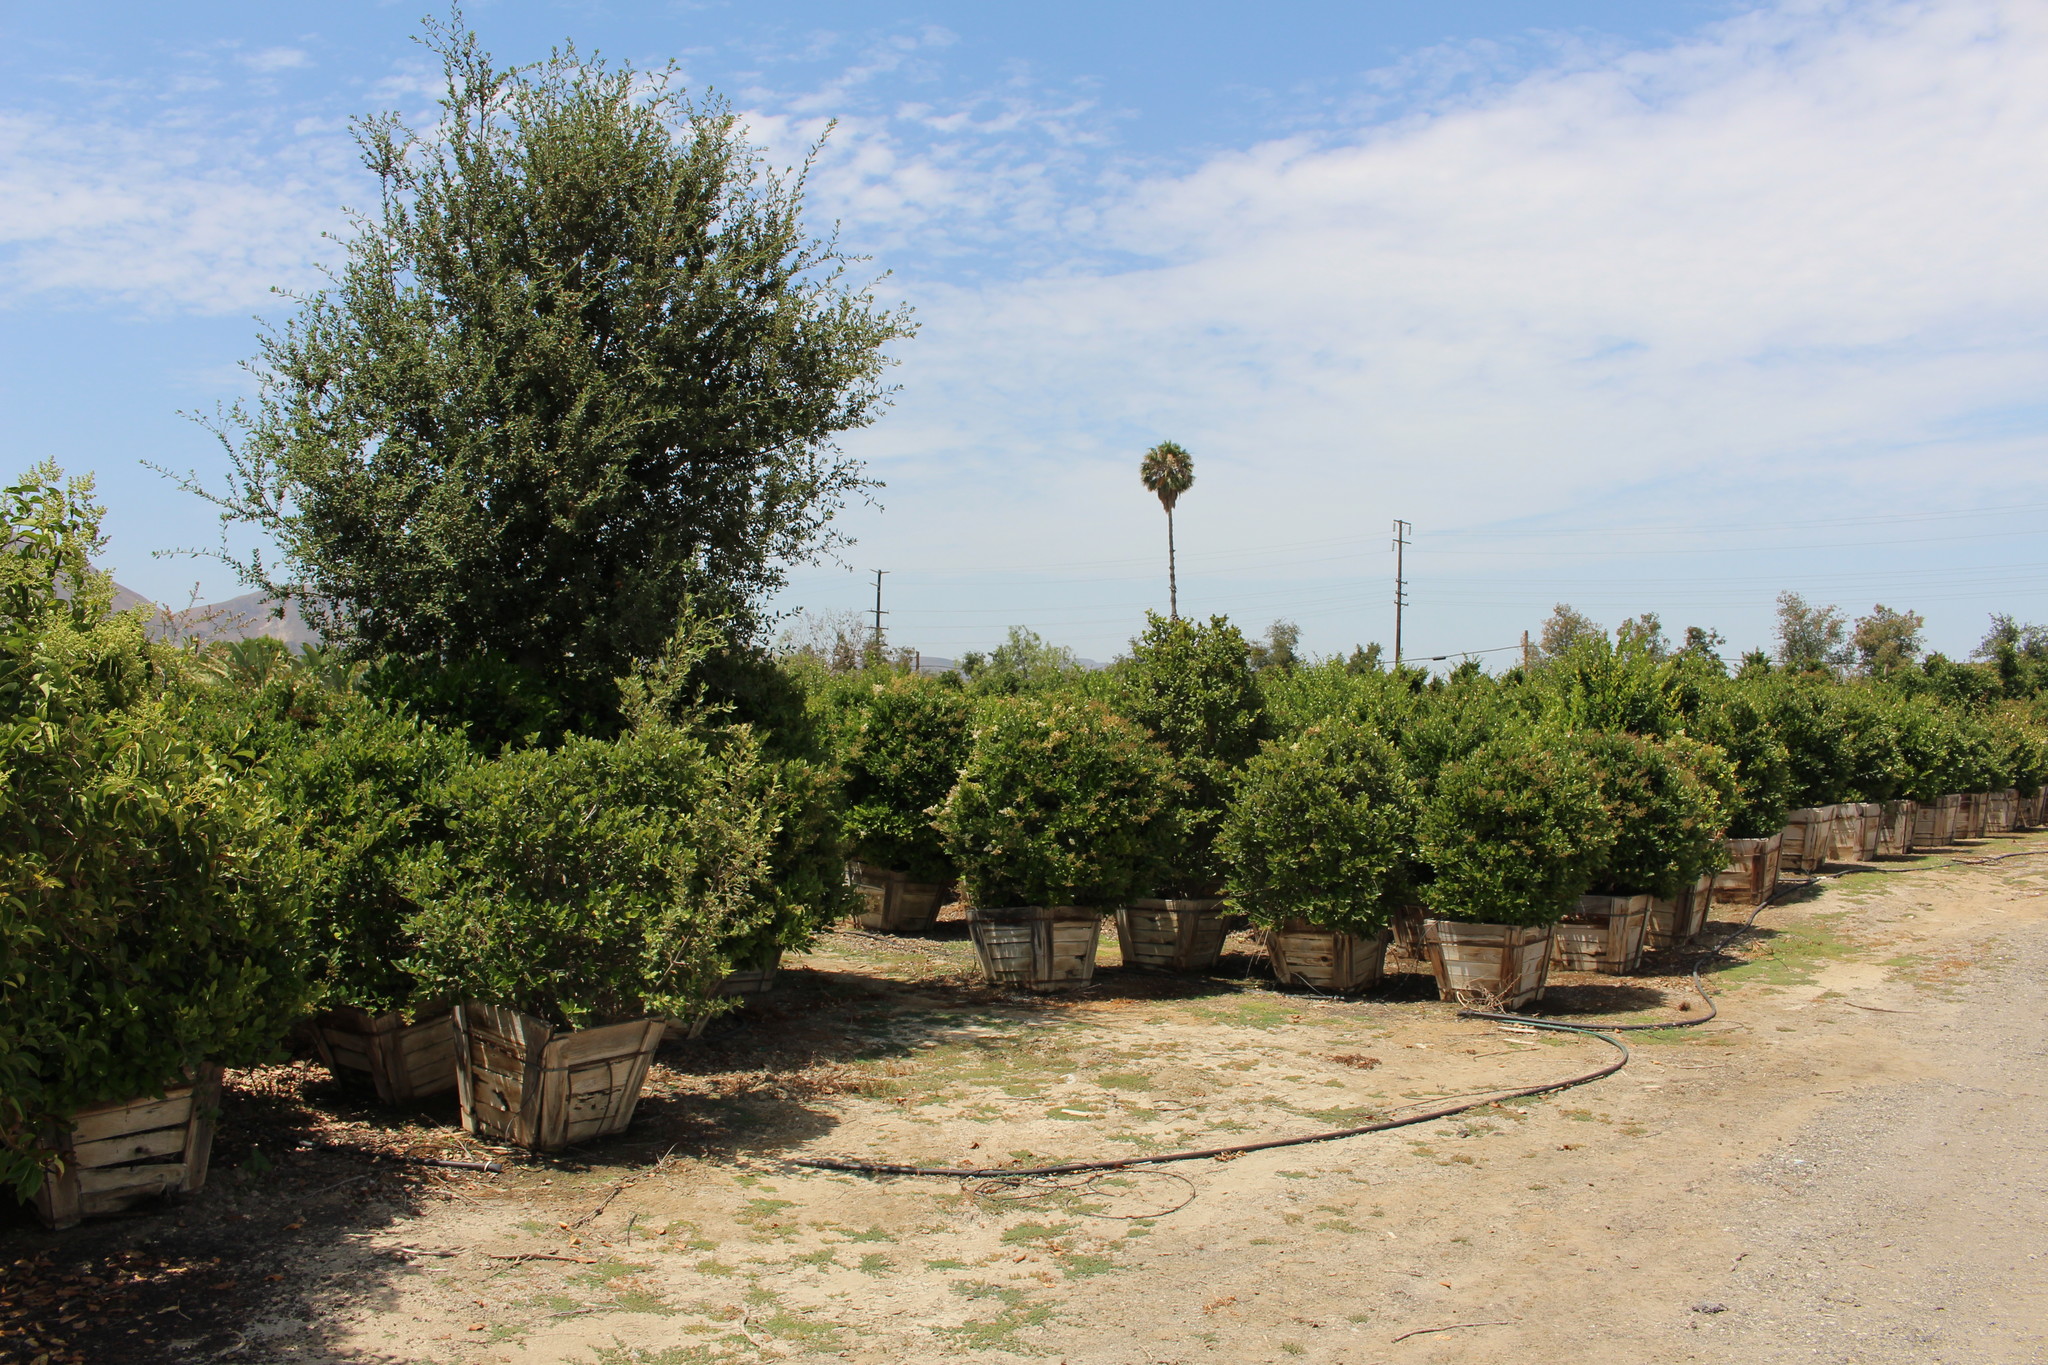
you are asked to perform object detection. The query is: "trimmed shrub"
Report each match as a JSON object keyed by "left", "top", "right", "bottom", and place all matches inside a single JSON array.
[
  {"left": 1218, "top": 720, "right": 1415, "bottom": 936},
  {"left": 837, "top": 673, "right": 972, "bottom": 881},
  {"left": 1417, "top": 730, "right": 1617, "bottom": 926},
  {"left": 1, "top": 467, "right": 308, "bottom": 1198},
  {"left": 1575, "top": 732, "right": 1730, "bottom": 900},
  {"left": 1691, "top": 684, "right": 1796, "bottom": 837},
  {"left": 935, "top": 697, "right": 1173, "bottom": 908},
  {"left": 1114, "top": 613, "right": 1267, "bottom": 893},
  {"left": 401, "top": 720, "right": 792, "bottom": 1029},
  {"left": 184, "top": 669, "right": 471, "bottom": 1014}
]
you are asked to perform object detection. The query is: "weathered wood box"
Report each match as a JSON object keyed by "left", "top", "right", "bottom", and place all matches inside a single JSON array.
[
  {"left": 1552, "top": 894, "right": 1650, "bottom": 973},
  {"left": 1913, "top": 794, "right": 1962, "bottom": 847},
  {"left": 1987, "top": 789, "right": 2020, "bottom": 835},
  {"left": 1956, "top": 791, "right": 1991, "bottom": 841},
  {"left": 719, "top": 948, "right": 784, "bottom": 997},
  {"left": 310, "top": 1006, "right": 456, "bottom": 1105},
  {"left": 1878, "top": 800, "right": 1918, "bottom": 856},
  {"left": 1780, "top": 808, "right": 1836, "bottom": 874},
  {"left": 1389, "top": 905, "right": 1428, "bottom": 958},
  {"left": 1116, "top": 898, "right": 1228, "bottom": 972},
  {"left": 1711, "top": 833, "right": 1782, "bottom": 908},
  {"left": 847, "top": 862, "right": 949, "bottom": 934},
  {"left": 32, "top": 1066, "right": 222, "bottom": 1230},
  {"left": 1423, "top": 920, "right": 1553, "bottom": 1010},
  {"left": 452, "top": 1003, "right": 664, "bottom": 1152},
  {"left": 968, "top": 906, "right": 1103, "bottom": 991},
  {"left": 1644, "top": 874, "right": 1714, "bottom": 952},
  {"left": 1264, "top": 919, "right": 1391, "bottom": 992}
]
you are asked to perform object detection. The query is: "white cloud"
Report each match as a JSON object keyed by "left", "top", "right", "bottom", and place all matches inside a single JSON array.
[
  {"left": 0, "top": 111, "right": 356, "bottom": 312},
  {"left": 795, "top": 0, "right": 2048, "bottom": 656},
  {"left": 9, "top": 0, "right": 2046, "bottom": 653},
  {"left": 240, "top": 47, "right": 312, "bottom": 74}
]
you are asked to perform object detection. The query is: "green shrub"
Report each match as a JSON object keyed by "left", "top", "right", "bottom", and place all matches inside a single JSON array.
[
  {"left": 1, "top": 467, "right": 308, "bottom": 1198},
  {"left": 1218, "top": 720, "right": 1414, "bottom": 936},
  {"left": 935, "top": 697, "right": 1173, "bottom": 908},
  {"left": 183, "top": 669, "right": 472, "bottom": 1015},
  {"left": 1114, "top": 613, "right": 1266, "bottom": 893},
  {"left": 1690, "top": 684, "right": 1795, "bottom": 837},
  {"left": 1417, "top": 730, "right": 1617, "bottom": 926},
  {"left": 1748, "top": 675, "right": 1857, "bottom": 808},
  {"left": 401, "top": 720, "right": 793, "bottom": 1028},
  {"left": 837, "top": 674, "right": 973, "bottom": 881},
  {"left": 1574, "top": 732, "right": 1729, "bottom": 900}
]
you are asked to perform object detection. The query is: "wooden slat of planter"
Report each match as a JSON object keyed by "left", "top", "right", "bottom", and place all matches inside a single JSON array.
[
  {"left": 69, "top": 1093, "right": 191, "bottom": 1146},
  {"left": 1553, "top": 895, "right": 1649, "bottom": 973},
  {"left": 1424, "top": 921, "right": 1552, "bottom": 1009},
  {"left": 70, "top": 1125, "right": 189, "bottom": 1170}
]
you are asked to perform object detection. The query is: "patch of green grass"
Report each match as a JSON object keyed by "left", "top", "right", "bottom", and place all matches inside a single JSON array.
[
  {"left": 936, "top": 1284, "right": 1053, "bottom": 1351},
  {"left": 1096, "top": 1071, "right": 1153, "bottom": 1090},
  {"left": 926, "top": 1258, "right": 969, "bottom": 1270},
  {"left": 570, "top": 1259, "right": 650, "bottom": 1289},
  {"left": 1060, "top": 1253, "right": 1116, "bottom": 1278},
  {"left": 1276, "top": 1170, "right": 1311, "bottom": 1180},
  {"left": 756, "top": 1308, "right": 844, "bottom": 1349},
  {"left": 1719, "top": 916, "right": 1858, "bottom": 987},
  {"left": 1281, "top": 1343, "right": 1306, "bottom": 1356},
  {"left": 739, "top": 1198, "right": 797, "bottom": 1221},
  {"left": 610, "top": 1288, "right": 673, "bottom": 1315},
  {"left": 587, "top": 1347, "right": 719, "bottom": 1365},
  {"left": 692, "top": 1259, "right": 736, "bottom": 1277},
  {"left": 516, "top": 1219, "right": 551, "bottom": 1234},
  {"left": 794, "top": 1247, "right": 837, "bottom": 1268},
  {"left": 1001, "top": 1221, "right": 1075, "bottom": 1245},
  {"left": 857, "top": 1253, "right": 894, "bottom": 1277},
  {"left": 845, "top": 1226, "right": 895, "bottom": 1243}
]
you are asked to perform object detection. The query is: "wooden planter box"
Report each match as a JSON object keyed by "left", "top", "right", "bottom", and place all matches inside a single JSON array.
[
  {"left": 1423, "top": 920, "right": 1552, "bottom": 1010},
  {"left": 1987, "top": 789, "right": 2020, "bottom": 835},
  {"left": 1913, "top": 794, "right": 1962, "bottom": 847},
  {"left": 1264, "top": 919, "right": 1392, "bottom": 992},
  {"left": 968, "top": 906, "right": 1103, "bottom": 991},
  {"left": 848, "top": 866, "right": 891, "bottom": 926},
  {"left": 720, "top": 947, "right": 784, "bottom": 996},
  {"left": 1878, "top": 800, "right": 1918, "bottom": 856},
  {"left": 1552, "top": 895, "right": 1650, "bottom": 973},
  {"left": 1955, "top": 792, "right": 1991, "bottom": 841},
  {"left": 1389, "top": 905, "right": 1428, "bottom": 958},
  {"left": 452, "top": 1003, "right": 664, "bottom": 1152},
  {"left": 309, "top": 1006, "right": 457, "bottom": 1105},
  {"left": 847, "top": 862, "right": 950, "bottom": 933},
  {"left": 1711, "top": 833, "right": 1782, "bottom": 907},
  {"left": 1116, "top": 898, "right": 1228, "bottom": 972},
  {"left": 1847, "top": 802, "right": 1882, "bottom": 861},
  {"left": 1645, "top": 874, "right": 1714, "bottom": 952},
  {"left": 2020, "top": 787, "right": 2047, "bottom": 829},
  {"left": 1780, "top": 808, "right": 1835, "bottom": 873},
  {"left": 32, "top": 1066, "right": 222, "bottom": 1230}
]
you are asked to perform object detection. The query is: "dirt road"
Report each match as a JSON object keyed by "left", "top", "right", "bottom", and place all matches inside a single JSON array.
[{"left": 8, "top": 835, "right": 2048, "bottom": 1364}]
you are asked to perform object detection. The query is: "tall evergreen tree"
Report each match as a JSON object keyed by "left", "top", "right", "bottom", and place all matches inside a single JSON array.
[{"left": 177, "top": 16, "right": 913, "bottom": 734}]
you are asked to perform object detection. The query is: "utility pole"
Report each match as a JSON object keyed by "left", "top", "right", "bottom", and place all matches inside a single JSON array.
[
  {"left": 1391, "top": 519, "right": 1411, "bottom": 667},
  {"left": 1522, "top": 629, "right": 1533, "bottom": 670},
  {"left": 870, "top": 570, "right": 889, "bottom": 662}
]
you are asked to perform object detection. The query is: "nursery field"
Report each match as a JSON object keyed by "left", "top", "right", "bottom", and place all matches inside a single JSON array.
[{"left": 8, "top": 837, "right": 2048, "bottom": 1365}]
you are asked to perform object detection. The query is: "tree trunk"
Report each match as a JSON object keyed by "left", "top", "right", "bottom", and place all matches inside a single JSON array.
[{"left": 1167, "top": 507, "right": 1178, "bottom": 619}]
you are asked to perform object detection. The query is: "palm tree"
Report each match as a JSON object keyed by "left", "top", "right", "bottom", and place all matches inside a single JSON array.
[{"left": 1139, "top": 440, "right": 1196, "bottom": 619}]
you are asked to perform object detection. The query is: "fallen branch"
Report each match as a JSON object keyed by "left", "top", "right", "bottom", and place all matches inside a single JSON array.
[
  {"left": 1391, "top": 1320, "right": 1512, "bottom": 1343},
  {"left": 484, "top": 1252, "right": 597, "bottom": 1264}
]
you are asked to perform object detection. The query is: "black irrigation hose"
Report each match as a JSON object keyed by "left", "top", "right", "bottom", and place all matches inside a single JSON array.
[
  {"left": 795, "top": 843, "right": 2048, "bottom": 1184},
  {"left": 793, "top": 1021, "right": 1630, "bottom": 1180}
]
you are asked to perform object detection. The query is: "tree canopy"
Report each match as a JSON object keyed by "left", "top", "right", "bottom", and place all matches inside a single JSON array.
[{"left": 186, "top": 19, "right": 912, "bottom": 734}]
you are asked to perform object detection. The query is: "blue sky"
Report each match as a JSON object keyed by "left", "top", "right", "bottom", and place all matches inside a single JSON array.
[{"left": 4, "top": 0, "right": 2046, "bottom": 664}]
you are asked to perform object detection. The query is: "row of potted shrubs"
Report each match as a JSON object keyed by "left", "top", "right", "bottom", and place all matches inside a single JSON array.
[{"left": 10, "top": 474, "right": 2048, "bottom": 1222}]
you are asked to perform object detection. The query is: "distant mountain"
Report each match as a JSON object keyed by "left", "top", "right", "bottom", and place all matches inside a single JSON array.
[{"left": 116, "top": 584, "right": 324, "bottom": 648}]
